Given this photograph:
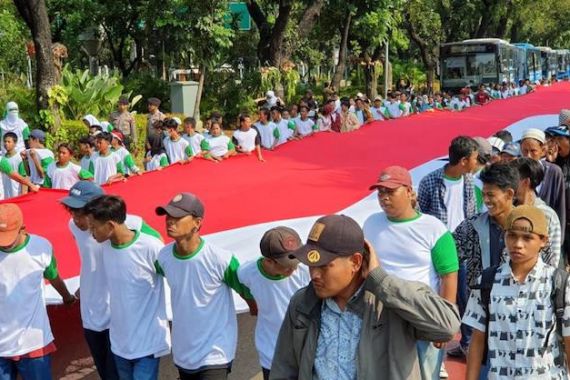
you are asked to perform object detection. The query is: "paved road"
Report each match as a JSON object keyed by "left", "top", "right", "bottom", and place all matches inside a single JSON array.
[{"left": 50, "top": 304, "right": 465, "bottom": 379}]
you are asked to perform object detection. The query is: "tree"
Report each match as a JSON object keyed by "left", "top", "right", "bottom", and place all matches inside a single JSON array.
[
  {"left": 0, "top": 0, "right": 29, "bottom": 75},
  {"left": 13, "top": 0, "right": 57, "bottom": 111}
]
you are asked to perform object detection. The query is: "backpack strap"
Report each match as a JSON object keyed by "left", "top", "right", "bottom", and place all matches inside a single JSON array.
[{"left": 470, "top": 265, "right": 500, "bottom": 365}]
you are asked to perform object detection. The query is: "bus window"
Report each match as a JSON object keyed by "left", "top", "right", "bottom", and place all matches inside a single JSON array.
[
  {"left": 443, "top": 57, "right": 465, "bottom": 79},
  {"left": 466, "top": 53, "right": 496, "bottom": 77}
]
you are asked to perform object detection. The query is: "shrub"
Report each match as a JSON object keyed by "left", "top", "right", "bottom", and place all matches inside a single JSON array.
[
  {"left": 123, "top": 74, "right": 170, "bottom": 114},
  {"left": 45, "top": 119, "right": 88, "bottom": 152}
]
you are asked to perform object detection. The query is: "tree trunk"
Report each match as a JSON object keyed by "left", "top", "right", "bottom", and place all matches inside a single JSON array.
[
  {"left": 13, "top": 0, "right": 57, "bottom": 114},
  {"left": 426, "top": 63, "right": 435, "bottom": 95},
  {"left": 193, "top": 66, "right": 205, "bottom": 119},
  {"left": 332, "top": 13, "right": 352, "bottom": 92},
  {"left": 404, "top": 12, "right": 437, "bottom": 94}
]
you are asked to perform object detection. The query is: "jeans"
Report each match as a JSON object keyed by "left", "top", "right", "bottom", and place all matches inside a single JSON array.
[
  {"left": 457, "top": 263, "right": 472, "bottom": 350},
  {"left": 113, "top": 354, "right": 160, "bottom": 380},
  {"left": 416, "top": 340, "right": 444, "bottom": 380},
  {"left": 0, "top": 355, "right": 52, "bottom": 380},
  {"left": 177, "top": 367, "right": 230, "bottom": 380},
  {"left": 84, "top": 328, "right": 119, "bottom": 380}
]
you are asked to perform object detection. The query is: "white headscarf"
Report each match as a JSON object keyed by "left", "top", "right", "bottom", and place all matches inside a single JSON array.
[
  {"left": 82, "top": 114, "right": 101, "bottom": 128},
  {"left": 5, "top": 101, "right": 19, "bottom": 124}
]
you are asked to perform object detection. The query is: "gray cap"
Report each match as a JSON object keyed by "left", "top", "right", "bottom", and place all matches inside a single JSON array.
[
  {"left": 30, "top": 129, "right": 46, "bottom": 143},
  {"left": 473, "top": 136, "right": 492, "bottom": 164},
  {"left": 260, "top": 226, "right": 302, "bottom": 268},
  {"left": 502, "top": 142, "right": 520, "bottom": 157},
  {"left": 156, "top": 192, "right": 205, "bottom": 218},
  {"left": 60, "top": 181, "right": 105, "bottom": 209}
]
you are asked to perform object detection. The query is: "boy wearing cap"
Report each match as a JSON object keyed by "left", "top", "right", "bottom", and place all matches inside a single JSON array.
[
  {"left": 163, "top": 118, "right": 194, "bottom": 165},
  {"left": 84, "top": 195, "right": 170, "bottom": 380},
  {"left": 364, "top": 166, "right": 459, "bottom": 379},
  {"left": 60, "top": 182, "right": 161, "bottom": 380},
  {"left": 109, "top": 97, "right": 136, "bottom": 149},
  {"left": 1, "top": 132, "right": 38, "bottom": 197},
  {"left": 464, "top": 205, "right": 570, "bottom": 379},
  {"left": 520, "top": 128, "right": 566, "bottom": 244},
  {"left": 110, "top": 130, "right": 142, "bottom": 176},
  {"left": 89, "top": 132, "right": 125, "bottom": 185},
  {"left": 154, "top": 192, "right": 255, "bottom": 380},
  {"left": 272, "top": 214, "right": 460, "bottom": 380},
  {"left": 23, "top": 129, "right": 54, "bottom": 187},
  {"left": 371, "top": 96, "right": 389, "bottom": 120},
  {"left": 236, "top": 227, "right": 310, "bottom": 380},
  {"left": 499, "top": 142, "right": 520, "bottom": 163},
  {"left": 0, "top": 203, "right": 76, "bottom": 380},
  {"left": 512, "top": 157, "right": 562, "bottom": 267}
]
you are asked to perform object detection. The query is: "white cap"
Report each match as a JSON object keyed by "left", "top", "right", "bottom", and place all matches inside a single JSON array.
[
  {"left": 521, "top": 128, "right": 546, "bottom": 144},
  {"left": 172, "top": 117, "right": 182, "bottom": 126},
  {"left": 487, "top": 136, "right": 505, "bottom": 152},
  {"left": 266, "top": 90, "right": 275, "bottom": 98}
]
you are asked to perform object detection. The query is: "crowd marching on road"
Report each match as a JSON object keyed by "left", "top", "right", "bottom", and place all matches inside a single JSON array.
[{"left": 4, "top": 82, "right": 570, "bottom": 380}]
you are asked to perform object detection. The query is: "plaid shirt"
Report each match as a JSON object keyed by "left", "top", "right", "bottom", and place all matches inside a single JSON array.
[{"left": 418, "top": 166, "right": 476, "bottom": 228}]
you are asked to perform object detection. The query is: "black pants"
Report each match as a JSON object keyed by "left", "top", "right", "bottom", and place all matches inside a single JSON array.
[
  {"left": 178, "top": 367, "right": 230, "bottom": 380},
  {"left": 262, "top": 367, "right": 270, "bottom": 380},
  {"left": 83, "top": 328, "right": 119, "bottom": 380}
]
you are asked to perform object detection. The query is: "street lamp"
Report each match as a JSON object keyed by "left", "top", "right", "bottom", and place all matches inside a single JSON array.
[{"left": 79, "top": 26, "right": 103, "bottom": 76}]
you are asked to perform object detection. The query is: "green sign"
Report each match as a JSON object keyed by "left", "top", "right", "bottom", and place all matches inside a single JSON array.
[{"left": 225, "top": 2, "right": 251, "bottom": 31}]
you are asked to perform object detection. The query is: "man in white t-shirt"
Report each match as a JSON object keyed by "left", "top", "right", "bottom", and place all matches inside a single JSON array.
[
  {"left": 233, "top": 114, "right": 264, "bottom": 162},
  {"left": 60, "top": 181, "right": 162, "bottom": 380},
  {"left": 271, "top": 106, "right": 295, "bottom": 145},
  {"left": 154, "top": 193, "right": 255, "bottom": 380},
  {"left": 84, "top": 195, "right": 171, "bottom": 380},
  {"left": 0, "top": 203, "right": 76, "bottom": 380},
  {"left": 89, "top": 132, "right": 125, "bottom": 185},
  {"left": 294, "top": 105, "right": 317, "bottom": 138},
  {"left": 237, "top": 227, "right": 310, "bottom": 380},
  {"left": 24, "top": 129, "right": 54, "bottom": 187},
  {"left": 163, "top": 118, "right": 194, "bottom": 165},
  {"left": 254, "top": 109, "right": 279, "bottom": 150},
  {"left": 363, "top": 166, "right": 459, "bottom": 380}
]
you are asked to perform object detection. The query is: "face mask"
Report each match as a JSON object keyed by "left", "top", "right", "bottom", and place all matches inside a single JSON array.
[{"left": 6, "top": 110, "right": 18, "bottom": 124}]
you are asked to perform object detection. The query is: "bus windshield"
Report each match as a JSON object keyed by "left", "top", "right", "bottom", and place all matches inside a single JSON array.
[{"left": 443, "top": 53, "right": 496, "bottom": 79}]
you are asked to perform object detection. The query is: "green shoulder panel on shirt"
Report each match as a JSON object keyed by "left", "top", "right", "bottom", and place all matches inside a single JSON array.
[
  {"left": 431, "top": 231, "right": 459, "bottom": 275},
  {"left": 273, "top": 127, "right": 280, "bottom": 139},
  {"left": 22, "top": 126, "right": 30, "bottom": 140},
  {"left": 0, "top": 157, "right": 13, "bottom": 175},
  {"left": 41, "top": 156, "right": 54, "bottom": 170},
  {"left": 43, "top": 253, "right": 59, "bottom": 280},
  {"left": 141, "top": 221, "right": 163, "bottom": 241},
  {"left": 18, "top": 162, "right": 27, "bottom": 177},
  {"left": 79, "top": 169, "right": 93, "bottom": 180},
  {"left": 185, "top": 144, "right": 194, "bottom": 157},
  {"left": 223, "top": 255, "right": 253, "bottom": 300},
  {"left": 43, "top": 175, "right": 52, "bottom": 189},
  {"left": 88, "top": 160, "right": 95, "bottom": 175},
  {"left": 227, "top": 140, "right": 235, "bottom": 150},
  {"left": 154, "top": 260, "right": 165, "bottom": 276},
  {"left": 474, "top": 186, "right": 483, "bottom": 212},
  {"left": 200, "top": 139, "right": 210, "bottom": 151},
  {"left": 312, "top": 123, "right": 318, "bottom": 131},
  {"left": 124, "top": 154, "right": 136, "bottom": 170},
  {"left": 159, "top": 156, "right": 169, "bottom": 167},
  {"left": 116, "top": 161, "right": 125, "bottom": 175},
  {"left": 287, "top": 120, "right": 296, "bottom": 130}
]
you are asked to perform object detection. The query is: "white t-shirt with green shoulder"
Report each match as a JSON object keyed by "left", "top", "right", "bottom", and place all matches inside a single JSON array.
[
  {"left": 112, "top": 146, "right": 139, "bottom": 175},
  {"left": 163, "top": 136, "right": 193, "bottom": 164},
  {"left": 237, "top": 258, "right": 310, "bottom": 369},
  {"left": 88, "top": 151, "right": 124, "bottom": 185},
  {"left": 69, "top": 215, "right": 160, "bottom": 332},
  {"left": 0, "top": 234, "right": 58, "bottom": 356},
  {"left": 363, "top": 212, "right": 459, "bottom": 292},
  {"left": 294, "top": 118, "right": 316, "bottom": 136},
  {"left": 26, "top": 148, "right": 54, "bottom": 185},
  {"left": 443, "top": 174, "right": 465, "bottom": 232},
  {"left": 155, "top": 239, "right": 250, "bottom": 371},
  {"left": 183, "top": 133, "right": 210, "bottom": 156},
  {"left": 274, "top": 119, "right": 294, "bottom": 145},
  {"left": 254, "top": 121, "right": 278, "bottom": 149},
  {"left": 208, "top": 135, "right": 234, "bottom": 157},
  {"left": 1, "top": 153, "right": 26, "bottom": 198},
  {"left": 46, "top": 162, "right": 93, "bottom": 190},
  {"left": 101, "top": 228, "right": 170, "bottom": 359},
  {"left": 233, "top": 128, "right": 259, "bottom": 153}
]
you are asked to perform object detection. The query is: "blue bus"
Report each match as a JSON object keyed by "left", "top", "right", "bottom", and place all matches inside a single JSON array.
[
  {"left": 555, "top": 49, "right": 570, "bottom": 79},
  {"left": 513, "top": 43, "right": 542, "bottom": 83},
  {"left": 440, "top": 39, "right": 521, "bottom": 92},
  {"left": 537, "top": 46, "right": 558, "bottom": 80}
]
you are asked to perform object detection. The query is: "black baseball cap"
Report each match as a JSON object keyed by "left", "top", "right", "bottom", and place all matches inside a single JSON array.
[
  {"left": 291, "top": 215, "right": 364, "bottom": 267},
  {"left": 156, "top": 192, "right": 205, "bottom": 218},
  {"left": 260, "top": 226, "right": 302, "bottom": 268}
]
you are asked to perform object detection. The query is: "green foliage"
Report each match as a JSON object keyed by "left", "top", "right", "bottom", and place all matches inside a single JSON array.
[
  {"left": 0, "top": 82, "right": 36, "bottom": 124},
  {"left": 0, "top": 0, "right": 29, "bottom": 73},
  {"left": 45, "top": 119, "right": 88, "bottom": 151},
  {"left": 392, "top": 61, "right": 427, "bottom": 87},
  {"left": 54, "top": 66, "right": 142, "bottom": 120},
  {"left": 122, "top": 74, "right": 170, "bottom": 113}
]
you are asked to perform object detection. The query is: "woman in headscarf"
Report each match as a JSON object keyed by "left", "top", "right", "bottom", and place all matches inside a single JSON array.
[{"left": 0, "top": 102, "right": 30, "bottom": 153}]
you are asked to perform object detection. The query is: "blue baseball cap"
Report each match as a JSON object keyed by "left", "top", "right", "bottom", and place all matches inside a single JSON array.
[
  {"left": 60, "top": 181, "right": 105, "bottom": 209},
  {"left": 502, "top": 142, "right": 520, "bottom": 157},
  {"left": 545, "top": 126, "right": 570, "bottom": 138},
  {"left": 30, "top": 129, "right": 46, "bottom": 143}
]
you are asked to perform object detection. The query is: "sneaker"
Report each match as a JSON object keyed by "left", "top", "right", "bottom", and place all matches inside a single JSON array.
[
  {"left": 439, "top": 363, "right": 449, "bottom": 378},
  {"left": 446, "top": 344, "right": 467, "bottom": 358}
]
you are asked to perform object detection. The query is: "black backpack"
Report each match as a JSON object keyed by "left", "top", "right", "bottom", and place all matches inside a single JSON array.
[{"left": 472, "top": 264, "right": 569, "bottom": 364}]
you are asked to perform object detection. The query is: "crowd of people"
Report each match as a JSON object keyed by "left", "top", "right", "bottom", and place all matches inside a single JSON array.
[
  {"left": 0, "top": 79, "right": 542, "bottom": 201},
  {"left": 3, "top": 88, "right": 570, "bottom": 380}
]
